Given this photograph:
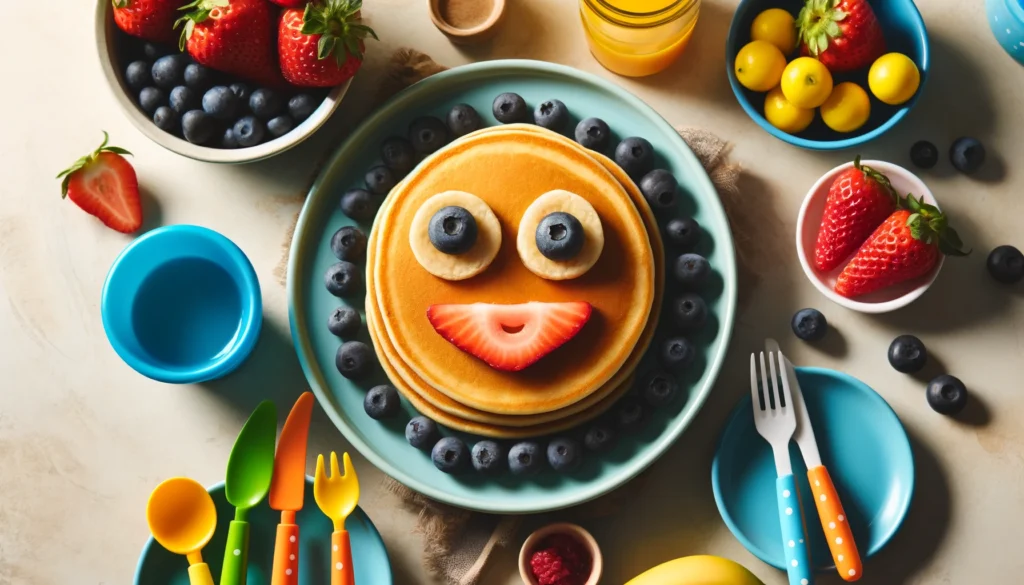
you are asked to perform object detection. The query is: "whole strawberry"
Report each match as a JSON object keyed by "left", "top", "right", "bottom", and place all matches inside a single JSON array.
[
  {"left": 835, "top": 195, "right": 968, "bottom": 298},
  {"left": 56, "top": 132, "right": 143, "bottom": 234},
  {"left": 279, "top": 0, "right": 378, "bottom": 88},
  {"left": 114, "top": 0, "right": 182, "bottom": 44},
  {"left": 814, "top": 156, "right": 897, "bottom": 272},
  {"left": 177, "top": 0, "right": 285, "bottom": 87},
  {"left": 797, "top": 0, "right": 886, "bottom": 73}
]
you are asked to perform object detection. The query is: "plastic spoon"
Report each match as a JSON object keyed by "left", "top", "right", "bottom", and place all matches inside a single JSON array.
[
  {"left": 146, "top": 477, "right": 217, "bottom": 585},
  {"left": 221, "top": 400, "right": 278, "bottom": 585}
]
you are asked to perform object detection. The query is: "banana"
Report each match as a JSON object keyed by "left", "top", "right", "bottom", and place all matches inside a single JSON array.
[
  {"left": 408, "top": 190, "right": 502, "bottom": 281},
  {"left": 625, "top": 555, "right": 765, "bottom": 585},
  {"left": 517, "top": 189, "right": 604, "bottom": 280}
]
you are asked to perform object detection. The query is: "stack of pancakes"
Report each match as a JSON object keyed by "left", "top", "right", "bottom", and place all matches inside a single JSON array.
[{"left": 365, "top": 124, "right": 665, "bottom": 439}]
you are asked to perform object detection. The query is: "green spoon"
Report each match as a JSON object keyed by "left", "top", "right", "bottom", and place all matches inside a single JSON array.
[{"left": 221, "top": 400, "right": 278, "bottom": 585}]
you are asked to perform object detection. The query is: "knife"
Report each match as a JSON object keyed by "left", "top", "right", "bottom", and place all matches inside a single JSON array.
[
  {"left": 767, "top": 339, "right": 863, "bottom": 582},
  {"left": 269, "top": 392, "right": 315, "bottom": 585}
]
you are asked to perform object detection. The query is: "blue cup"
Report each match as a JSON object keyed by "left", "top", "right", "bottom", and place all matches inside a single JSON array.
[{"left": 987, "top": 0, "right": 1024, "bottom": 64}]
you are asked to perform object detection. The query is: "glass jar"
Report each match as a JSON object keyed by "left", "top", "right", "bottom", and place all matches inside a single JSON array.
[{"left": 579, "top": 0, "right": 701, "bottom": 77}]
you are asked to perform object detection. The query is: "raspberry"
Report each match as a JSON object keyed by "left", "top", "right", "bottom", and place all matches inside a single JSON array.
[
  {"left": 529, "top": 534, "right": 592, "bottom": 585},
  {"left": 530, "top": 549, "right": 573, "bottom": 585}
]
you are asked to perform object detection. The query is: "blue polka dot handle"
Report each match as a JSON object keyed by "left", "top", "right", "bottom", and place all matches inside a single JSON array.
[{"left": 776, "top": 474, "right": 813, "bottom": 585}]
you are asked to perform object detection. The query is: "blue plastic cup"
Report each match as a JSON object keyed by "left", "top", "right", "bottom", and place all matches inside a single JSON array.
[{"left": 987, "top": 0, "right": 1024, "bottom": 64}]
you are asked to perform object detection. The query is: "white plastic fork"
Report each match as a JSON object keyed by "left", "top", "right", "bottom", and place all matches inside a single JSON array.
[{"left": 750, "top": 351, "right": 813, "bottom": 585}]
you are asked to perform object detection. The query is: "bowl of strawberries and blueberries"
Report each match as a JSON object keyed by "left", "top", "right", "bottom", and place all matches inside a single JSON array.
[{"left": 103, "top": 0, "right": 376, "bottom": 162}]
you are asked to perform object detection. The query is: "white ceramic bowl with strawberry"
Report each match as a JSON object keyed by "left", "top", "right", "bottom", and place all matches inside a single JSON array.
[{"left": 796, "top": 159, "right": 960, "bottom": 313}]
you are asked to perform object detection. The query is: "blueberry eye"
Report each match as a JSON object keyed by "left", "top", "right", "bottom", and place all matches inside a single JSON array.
[
  {"left": 428, "top": 206, "right": 478, "bottom": 255},
  {"left": 535, "top": 212, "right": 584, "bottom": 261}
]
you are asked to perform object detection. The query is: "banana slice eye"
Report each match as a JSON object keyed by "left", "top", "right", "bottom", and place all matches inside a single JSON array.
[
  {"left": 517, "top": 190, "right": 604, "bottom": 280},
  {"left": 409, "top": 191, "right": 501, "bottom": 281}
]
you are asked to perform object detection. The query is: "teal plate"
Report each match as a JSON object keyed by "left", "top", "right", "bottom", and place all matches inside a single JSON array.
[
  {"left": 287, "top": 60, "right": 737, "bottom": 513},
  {"left": 134, "top": 479, "right": 392, "bottom": 584}
]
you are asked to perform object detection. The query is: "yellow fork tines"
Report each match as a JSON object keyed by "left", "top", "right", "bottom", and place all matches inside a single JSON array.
[{"left": 313, "top": 452, "right": 360, "bottom": 532}]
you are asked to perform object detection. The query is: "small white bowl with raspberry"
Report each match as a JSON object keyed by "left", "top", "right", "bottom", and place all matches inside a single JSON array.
[{"left": 519, "top": 523, "right": 602, "bottom": 585}]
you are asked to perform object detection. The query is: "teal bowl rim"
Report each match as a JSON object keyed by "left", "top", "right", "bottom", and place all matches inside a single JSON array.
[
  {"left": 101, "top": 224, "right": 263, "bottom": 384},
  {"left": 725, "top": 0, "right": 930, "bottom": 151},
  {"left": 709, "top": 367, "right": 916, "bottom": 570},
  {"left": 286, "top": 58, "right": 739, "bottom": 513}
]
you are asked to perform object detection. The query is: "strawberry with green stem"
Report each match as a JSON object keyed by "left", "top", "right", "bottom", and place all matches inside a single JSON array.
[
  {"left": 278, "top": 0, "right": 378, "bottom": 88},
  {"left": 56, "top": 132, "right": 143, "bottom": 234},
  {"left": 114, "top": 0, "right": 183, "bottom": 44},
  {"left": 797, "top": 0, "right": 886, "bottom": 73},
  {"left": 177, "top": 0, "right": 285, "bottom": 87}
]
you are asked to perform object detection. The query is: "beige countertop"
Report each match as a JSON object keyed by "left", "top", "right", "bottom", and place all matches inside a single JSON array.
[{"left": 2, "top": 0, "right": 1022, "bottom": 583}]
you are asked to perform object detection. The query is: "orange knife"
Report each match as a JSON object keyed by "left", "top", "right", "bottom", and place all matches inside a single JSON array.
[{"left": 269, "top": 392, "right": 315, "bottom": 585}]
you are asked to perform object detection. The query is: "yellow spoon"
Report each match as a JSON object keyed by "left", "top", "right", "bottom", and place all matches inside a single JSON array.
[{"left": 146, "top": 477, "right": 218, "bottom": 585}]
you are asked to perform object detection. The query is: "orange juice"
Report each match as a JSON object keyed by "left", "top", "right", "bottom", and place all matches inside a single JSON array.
[{"left": 579, "top": 0, "right": 700, "bottom": 77}]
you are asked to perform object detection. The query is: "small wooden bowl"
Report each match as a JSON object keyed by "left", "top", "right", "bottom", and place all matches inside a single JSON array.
[
  {"left": 428, "top": 0, "right": 506, "bottom": 44},
  {"left": 518, "top": 523, "right": 602, "bottom": 585}
]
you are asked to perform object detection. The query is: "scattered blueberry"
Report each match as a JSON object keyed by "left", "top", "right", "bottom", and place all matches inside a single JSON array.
[
  {"left": 910, "top": 140, "right": 938, "bottom": 169},
  {"left": 583, "top": 425, "right": 615, "bottom": 452},
  {"left": 229, "top": 82, "right": 251, "bottom": 102},
  {"left": 639, "top": 169, "right": 678, "bottom": 210},
  {"left": 615, "top": 399, "right": 646, "bottom": 432},
  {"left": 508, "top": 441, "right": 543, "bottom": 476},
  {"left": 432, "top": 437, "right": 469, "bottom": 474},
  {"left": 574, "top": 117, "right": 611, "bottom": 151},
  {"left": 288, "top": 94, "right": 318, "bottom": 121},
  {"left": 408, "top": 116, "right": 449, "bottom": 154},
  {"left": 324, "top": 261, "right": 361, "bottom": 297},
  {"left": 365, "top": 165, "right": 397, "bottom": 196},
  {"left": 169, "top": 86, "right": 198, "bottom": 114},
  {"left": 220, "top": 128, "right": 240, "bottom": 149},
  {"left": 184, "top": 63, "right": 214, "bottom": 90},
  {"left": 151, "top": 54, "right": 188, "bottom": 89},
  {"left": 791, "top": 308, "right": 827, "bottom": 342},
  {"left": 233, "top": 116, "right": 266, "bottom": 148},
  {"left": 673, "top": 253, "right": 710, "bottom": 287},
  {"left": 202, "top": 86, "right": 239, "bottom": 121},
  {"left": 334, "top": 340, "right": 373, "bottom": 379},
  {"left": 950, "top": 137, "right": 986, "bottom": 174},
  {"left": 888, "top": 334, "right": 927, "bottom": 373},
  {"left": 429, "top": 206, "right": 478, "bottom": 254},
  {"left": 660, "top": 338, "right": 695, "bottom": 371},
  {"left": 249, "top": 88, "right": 284, "bottom": 119},
  {"left": 125, "top": 61, "right": 151, "bottom": 91},
  {"left": 926, "top": 374, "right": 968, "bottom": 415},
  {"left": 533, "top": 99, "right": 569, "bottom": 132},
  {"left": 152, "top": 106, "right": 178, "bottom": 133},
  {"left": 447, "top": 103, "right": 483, "bottom": 137},
  {"left": 492, "top": 92, "right": 530, "bottom": 124},
  {"left": 340, "top": 188, "right": 377, "bottom": 222},
  {"left": 330, "top": 225, "right": 368, "bottom": 262},
  {"left": 380, "top": 136, "right": 417, "bottom": 174},
  {"left": 536, "top": 212, "right": 584, "bottom": 261},
  {"left": 327, "top": 306, "right": 361, "bottom": 338},
  {"left": 471, "top": 440, "right": 505, "bottom": 473},
  {"left": 644, "top": 371, "right": 680, "bottom": 407},
  {"left": 665, "top": 217, "right": 700, "bottom": 250},
  {"left": 672, "top": 293, "right": 708, "bottom": 331},
  {"left": 138, "top": 87, "right": 166, "bottom": 115},
  {"left": 405, "top": 416, "right": 440, "bottom": 450},
  {"left": 364, "top": 385, "right": 400, "bottom": 419},
  {"left": 266, "top": 115, "right": 294, "bottom": 139},
  {"left": 987, "top": 245, "right": 1024, "bottom": 284},
  {"left": 547, "top": 437, "right": 582, "bottom": 472},
  {"left": 614, "top": 137, "right": 655, "bottom": 180},
  {"left": 181, "top": 110, "right": 216, "bottom": 144},
  {"left": 143, "top": 42, "right": 171, "bottom": 61}
]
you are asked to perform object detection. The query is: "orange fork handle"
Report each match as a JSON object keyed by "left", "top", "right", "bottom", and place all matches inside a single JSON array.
[
  {"left": 270, "top": 523, "right": 300, "bottom": 585},
  {"left": 332, "top": 530, "right": 355, "bottom": 585},
  {"left": 808, "top": 466, "right": 863, "bottom": 581}
]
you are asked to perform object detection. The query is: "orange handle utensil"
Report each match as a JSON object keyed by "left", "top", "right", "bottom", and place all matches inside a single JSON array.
[
  {"left": 331, "top": 530, "right": 355, "bottom": 585},
  {"left": 808, "top": 466, "right": 862, "bottom": 581},
  {"left": 270, "top": 519, "right": 300, "bottom": 585}
]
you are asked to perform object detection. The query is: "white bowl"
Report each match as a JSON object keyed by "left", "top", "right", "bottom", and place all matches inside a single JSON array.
[
  {"left": 796, "top": 160, "right": 943, "bottom": 314},
  {"left": 95, "top": 0, "right": 350, "bottom": 164},
  {"left": 518, "top": 523, "right": 602, "bottom": 585}
]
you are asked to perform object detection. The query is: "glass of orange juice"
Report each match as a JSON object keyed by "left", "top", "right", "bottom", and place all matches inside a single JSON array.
[{"left": 579, "top": 0, "right": 701, "bottom": 77}]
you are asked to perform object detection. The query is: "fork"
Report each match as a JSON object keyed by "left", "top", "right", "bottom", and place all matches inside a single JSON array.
[
  {"left": 751, "top": 352, "right": 814, "bottom": 585},
  {"left": 314, "top": 452, "right": 360, "bottom": 585}
]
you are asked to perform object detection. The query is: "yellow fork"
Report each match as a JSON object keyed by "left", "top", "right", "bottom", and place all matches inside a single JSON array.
[{"left": 314, "top": 452, "right": 360, "bottom": 585}]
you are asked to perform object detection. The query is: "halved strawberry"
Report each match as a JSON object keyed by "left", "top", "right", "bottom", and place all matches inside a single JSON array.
[
  {"left": 426, "top": 302, "right": 593, "bottom": 372},
  {"left": 56, "top": 132, "right": 142, "bottom": 234}
]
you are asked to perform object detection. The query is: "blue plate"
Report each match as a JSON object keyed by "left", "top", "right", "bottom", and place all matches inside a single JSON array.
[
  {"left": 134, "top": 479, "right": 392, "bottom": 585},
  {"left": 711, "top": 368, "right": 914, "bottom": 571}
]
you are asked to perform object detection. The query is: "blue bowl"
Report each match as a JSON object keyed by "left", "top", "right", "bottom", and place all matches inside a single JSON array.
[
  {"left": 726, "top": 0, "right": 930, "bottom": 150},
  {"left": 102, "top": 225, "right": 262, "bottom": 384},
  {"left": 987, "top": 0, "right": 1024, "bottom": 64}
]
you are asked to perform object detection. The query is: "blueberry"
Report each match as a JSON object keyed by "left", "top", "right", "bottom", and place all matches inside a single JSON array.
[
  {"left": 446, "top": 103, "right": 483, "bottom": 137},
  {"left": 229, "top": 82, "right": 251, "bottom": 102},
  {"left": 340, "top": 188, "right": 377, "bottom": 222},
  {"left": 143, "top": 42, "right": 171, "bottom": 61},
  {"left": 660, "top": 338, "right": 695, "bottom": 371},
  {"left": 249, "top": 88, "right": 284, "bottom": 119},
  {"left": 471, "top": 440, "right": 505, "bottom": 473},
  {"left": 535, "top": 212, "right": 584, "bottom": 261},
  {"left": 330, "top": 225, "right": 367, "bottom": 262},
  {"left": 138, "top": 87, "right": 166, "bottom": 115},
  {"left": 644, "top": 371, "right": 680, "bottom": 407},
  {"left": 508, "top": 441, "right": 543, "bottom": 476},
  {"left": 615, "top": 399, "right": 646, "bottom": 432},
  {"left": 429, "top": 206, "right": 478, "bottom": 254},
  {"left": 267, "top": 115, "right": 295, "bottom": 138},
  {"left": 365, "top": 165, "right": 397, "bottom": 195},
  {"left": 615, "top": 137, "right": 655, "bottom": 180},
  {"left": 334, "top": 340, "right": 373, "bottom": 379},
  {"left": 125, "top": 61, "right": 151, "bottom": 91},
  {"left": 169, "top": 86, "right": 198, "bottom": 114},
  {"left": 791, "top": 308, "right": 827, "bottom": 342},
  {"left": 233, "top": 116, "right": 266, "bottom": 148},
  {"left": 910, "top": 140, "right": 938, "bottom": 169},
  {"left": 583, "top": 425, "right": 615, "bottom": 452},
  {"left": 926, "top": 374, "right": 968, "bottom": 415},
  {"left": 181, "top": 110, "right": 216, "bottom": 144},
  {"left": 408, "top": 116, "right": 449, "bottom": 154},
  {"left": 184, "top": 63, "right": 214, "bottom": 90},
  {"left": 574, "top": 117, "right": 611, "bottom": 151},
  {"left": 888, "top": 334, "right": 927, "bottom": 373},
  {"left": 288, "top": 94, "right": 318, "bottom": 121},
  {"left": 364, "top": 385, "right": 400, "bottom": 419},
  {"left": 673, "top": 253, "right": 710, "bottom": 287},
  {"left": 673, "top": 293, "right": 708, "bottom": 331},
  {"left": 546, "top": 437, "right": 582, "bottom": 472},
  {"left": 987, "top": 245, "right": 1024, "bottom": 284},
  {"left": 152, "top": 106, "right": 178, "bottom": 134},
  {"left": 405, "top": 416, "right": 440, "bottom": 450},
  {"left": 533, "top": 99, "right": 569, "bottom": 132},
  {"left": 665, "top": 217, "right": 700, "bottom": 250},
  {"left": 432, "top": 437, "right": 469, "bottom": 474},
  {"left": 327, "top": 306, "right": 361, "bottom": 338},
  {"left": 639, "top": 169, "right": 678, "bottom": 210},
  {"left": 151, "top": 54, "right": 188, "bottom": 89},
  {"left": 950, "top": 137, "right": 986, "bottom": 174},
  {"left": 220, "top": 128, "right": 240, "bottom": 149},
  {"left": 492, "top": 92, "right": 530, "bottom": 124},
  {"left": 202, "top": 86, "right": 240, "bottom": 121},
  {"left": 380, "top": 136, "right": 417, "bottom": 174},
  {"left": 324, "top": 261, "right": 361, "bottom": 297}
]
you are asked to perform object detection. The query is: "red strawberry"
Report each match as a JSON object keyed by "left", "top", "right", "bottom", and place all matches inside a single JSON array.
[
  {"left": 113, "top": 0, "right": 182, "bottom": 44},
  {"left": 56, "top": 132, "right": 142, "bottom": 234},
  {"left": 278, "top": 0, "right": 377, "bottom": 88},
  {"left": 177, "top": 0, "right": 285, "bottom": 87},
  {"left": 814, "top": 156, "right": 898, "bottom": 272},
  {"left": 797, "top": 0, "right": 886, "bottom": 73},
  {"left": 835, "top": 196, "right": 968, "bottom": 298},
  {"left": 426, "top": 302, "right": 593, "bottom": 372},
  {"left": 267, "top": 0, "right": 306, "bottom": 7}
]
